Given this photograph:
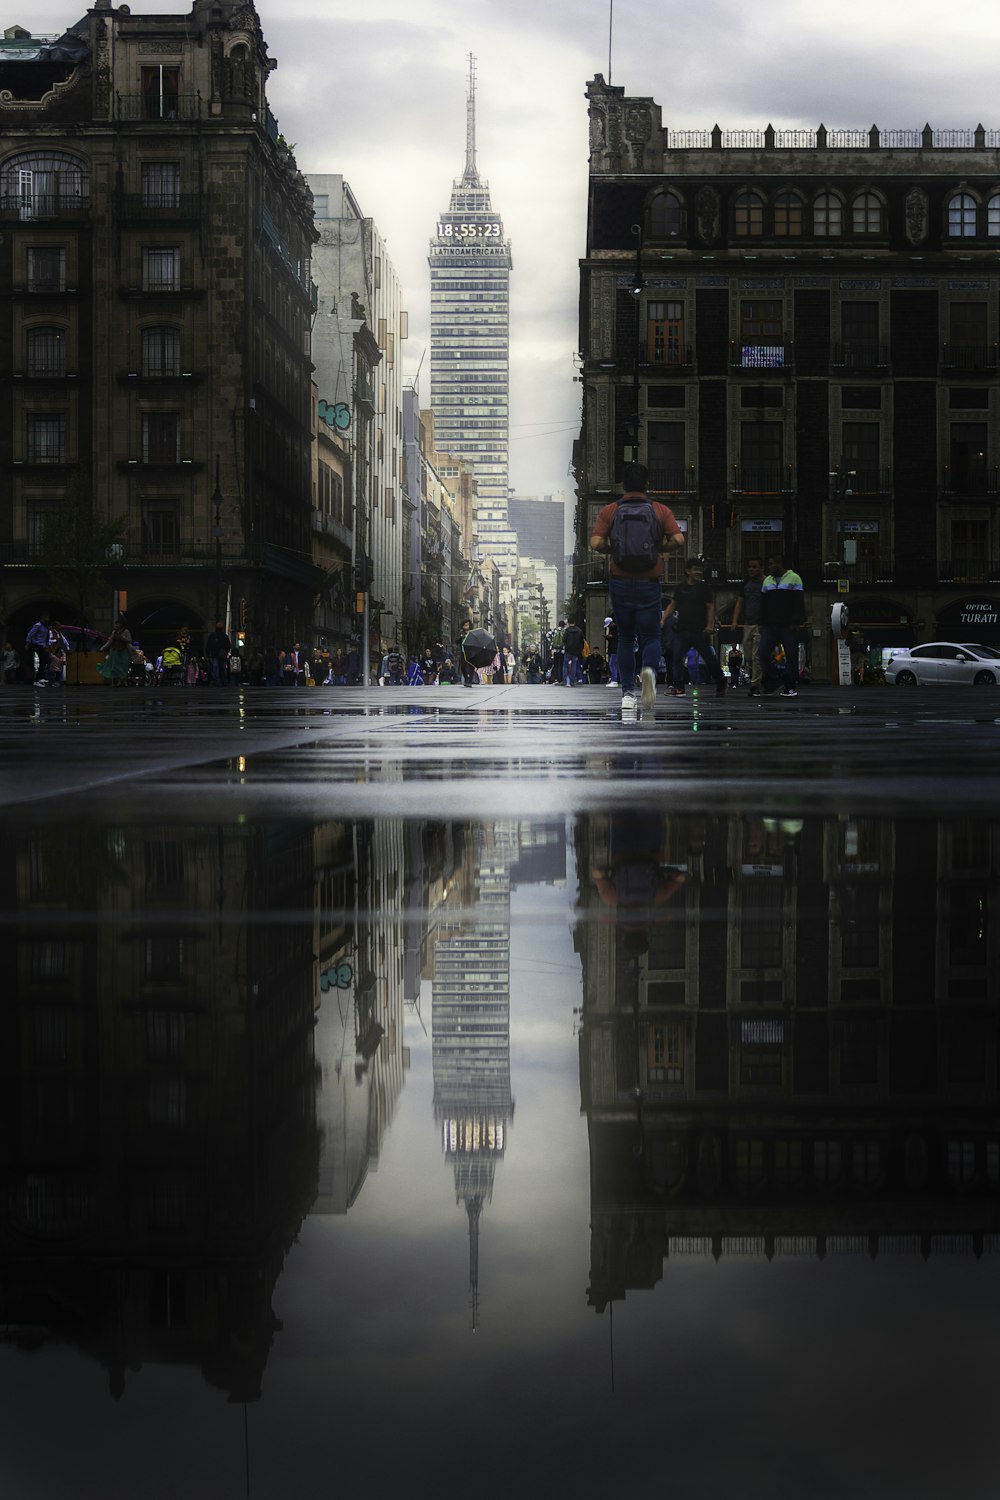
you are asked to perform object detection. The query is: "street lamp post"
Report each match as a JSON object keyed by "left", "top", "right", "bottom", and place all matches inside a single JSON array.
[{"left": 627, "top": 223, "right": 646, "bottom": 465}]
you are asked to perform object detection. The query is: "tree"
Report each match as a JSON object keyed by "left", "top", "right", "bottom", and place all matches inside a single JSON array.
[
  {"left": 36, "top": 468, "right": 127, "bottom": 683},
  {"left": 518, "top": 612, "right": 540, "bottom": 648}
]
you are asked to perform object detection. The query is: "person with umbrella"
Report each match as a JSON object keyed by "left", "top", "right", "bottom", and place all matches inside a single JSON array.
[{"left": 460, "top": 623, "right": 498, "bottom": 687}]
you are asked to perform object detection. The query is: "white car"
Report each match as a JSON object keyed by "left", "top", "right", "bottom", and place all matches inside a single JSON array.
[{"left": 886, "top": 641, "right": 1000, "bottom": 685}]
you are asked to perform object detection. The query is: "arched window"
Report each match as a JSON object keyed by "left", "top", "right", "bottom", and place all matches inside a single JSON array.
[
  {"left": 26, "top": 325, "right": 67, "bottom": 377},
  {"left": 774, "top": 191, "right": 803, "bottom": 237},
  {"left": 0, "top": 151, "right": 88, "bottom": 218},
  {"left": 734, "top": 190, "right": 764, "bottom": 237},
  {"left": 648, "top": 189, "right": 684, "bottom": 239},
  {"left": 986, "top": 194, "right": 1000, "bottom": 237},
  {"left": 141, "top": 326, "right": 181, "bottom": 378},
  {"left": 852, "top": 192, "right": 882, "bottom": 235},
  {"left": 948, "top": 193, "right": 978, "bottom": 237},
  {"left": 813, "top": 193, "right": 843, "bottom": 237}
]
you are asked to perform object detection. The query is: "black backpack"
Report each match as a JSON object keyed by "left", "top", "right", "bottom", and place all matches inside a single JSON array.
[{"left": 609, "top": 498, "right": 662, "bottom": 574}]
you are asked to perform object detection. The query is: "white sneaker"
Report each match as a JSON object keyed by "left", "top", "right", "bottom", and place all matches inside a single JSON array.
[
  {"left": 621, "top": 692, "right": 638, "bottom": 718},
  {"left": 640, "top": 667, "right": 656, "bottom": 712}
]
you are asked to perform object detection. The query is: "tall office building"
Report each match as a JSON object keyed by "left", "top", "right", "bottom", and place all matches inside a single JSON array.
[{"left": 429, "top": 60, "right": 513, "bottom": 529}]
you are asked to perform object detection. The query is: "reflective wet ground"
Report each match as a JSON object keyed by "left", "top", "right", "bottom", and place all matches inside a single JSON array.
[{"left": 2, "top": 685, "right": 999, "bottom": 1496}]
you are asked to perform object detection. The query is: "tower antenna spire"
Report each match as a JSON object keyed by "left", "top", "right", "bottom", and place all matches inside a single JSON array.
[{"left": 464, "top": 52, "right": 479, "bottom": 185}]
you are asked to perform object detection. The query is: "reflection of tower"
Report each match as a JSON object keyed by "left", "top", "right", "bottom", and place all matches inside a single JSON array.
[{"left": 432, "top": 825, "right": 517, "bottom": 1327}]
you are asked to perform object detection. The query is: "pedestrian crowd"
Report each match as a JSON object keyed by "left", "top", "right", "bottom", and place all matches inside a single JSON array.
[{"left": 6, "top": 486, "right": 808, "bottom": 707}]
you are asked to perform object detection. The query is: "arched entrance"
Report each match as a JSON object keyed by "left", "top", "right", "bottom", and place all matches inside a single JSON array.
[
  {"left": 843, "top": 597, "right": 916, "bottom": 650},
  {"left": 935, "top": 595, "right": 1000, "bottom": 647},
  {"left": 128, "top": 598, "right": 206, "bottom": 661}
]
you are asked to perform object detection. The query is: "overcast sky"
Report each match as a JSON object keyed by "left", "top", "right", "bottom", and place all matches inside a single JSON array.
[{"left": 29, "top": 0, "right": 1000, "bottom": 499}]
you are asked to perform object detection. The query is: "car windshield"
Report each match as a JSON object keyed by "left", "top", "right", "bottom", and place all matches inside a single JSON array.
[{"left": 961, "top": 643, "right": 1000, "bottom": 658}]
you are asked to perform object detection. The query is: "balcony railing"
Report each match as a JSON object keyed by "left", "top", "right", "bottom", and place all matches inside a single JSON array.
[
  {"left": 732, "top": 463, "right": 796, "bottom": 493},
  {"left": 938, "top": 559, "right": 1000, "bottom": 583},
  {"left": 0, "top": 539, "right": 248, "bottom": 567},
  {"left": 830, "top": 467, "right": 892, "bottom": 496},
  {"left": 0, "top": 192, "right": 90, "bottom": 221},
  {"left": 831, "top": 342, "right": 889, "bottom": 371},
  {"left": 648, "top": 464, "right": 697, "bottom": 494},
  {"left": 116, "top": 193, "right": 203, "bottom": 221},
  {"left": 940, "top": 343, "right": 999, "bottom": 372},
  {"left": 115, "top": 93, "right": 202, "bottom": 122},
  {"left": 821, "top": 559, "right": 895, "bottom": 584},
  {"left": 731, "top": 339, "right": 793, "bottom": 372},
  {"left": 642, "top": 344, "right": 695, "bottom": 370},
  {"left": 941, "top": 466, "right": 1000, "bottom": 497}
]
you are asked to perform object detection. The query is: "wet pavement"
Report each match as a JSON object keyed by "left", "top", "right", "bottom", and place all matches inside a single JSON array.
[{"left": 3, "top": 683, "right": 1000, "bottom": 1497}]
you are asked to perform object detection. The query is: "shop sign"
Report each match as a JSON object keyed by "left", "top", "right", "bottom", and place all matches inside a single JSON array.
[
  {"left": 740, "top": 519, "right": 782, "bottom": 532},
  {"left": 959, "top": 601, "right": 999, "bottom": 627}
]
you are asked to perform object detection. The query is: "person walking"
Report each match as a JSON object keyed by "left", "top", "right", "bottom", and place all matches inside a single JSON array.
[
  {"left": 457, "top": 622, "right": 478, "bottom": 688},
  {"left": 727, "top": 644, "right": 744, "bottom": 689},
  {"left": 589, "top": 461, "right": 685, "bottom": 718},
  {"left": 732, "top": 556, "right": 765, "bottom": 697},
  {"left": 97, "top": 614, "right": 133, "bottom": 687},
  {"left": 549, "top": 621, "right": 565, "bottom": 686},
  {"left": 25, "top": 614, "right": 53, "bottom": 683},
  {"left": 759, "top": 552, "right": 807, "bottom": 698},
  {"left": 205, "top": 619, "right": 233, "bottom": 685},
  {"left": 562, "top": 619, "right": 585, "bottom": 687},
  {"left": 2, "top": 640, "right": 19, "bottom": 684},
  {"left": 661, "top": 558, "right": 727, "bottom": 697}
]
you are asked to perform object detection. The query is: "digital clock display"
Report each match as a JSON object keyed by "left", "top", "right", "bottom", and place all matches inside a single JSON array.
[{"left": 437, "top": 222, "right": 503, "bottom": 239}]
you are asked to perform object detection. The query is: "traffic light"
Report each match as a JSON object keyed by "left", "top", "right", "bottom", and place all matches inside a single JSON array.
[{"left": 354, "top": 556, "right": 373, "bottom": 591}]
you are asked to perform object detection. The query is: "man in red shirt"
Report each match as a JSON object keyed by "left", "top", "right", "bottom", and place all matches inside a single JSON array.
[{"left": 589, "top": 462, "right": 685, "bottom": 717}]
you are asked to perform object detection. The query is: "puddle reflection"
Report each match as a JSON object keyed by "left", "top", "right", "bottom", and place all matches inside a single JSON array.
[{"left": 2, "top": 808, "right": 999, "bottom": 1490}]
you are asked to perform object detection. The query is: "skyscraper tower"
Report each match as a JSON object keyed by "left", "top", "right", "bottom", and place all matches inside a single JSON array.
[{"left": 429, "top": 59, "right": 513, "bottom": 534}]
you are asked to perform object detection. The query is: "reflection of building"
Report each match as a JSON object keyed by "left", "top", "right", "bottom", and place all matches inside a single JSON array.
[
  {"left": 314, "top": 819, "right": 408, "bottom": 1214},
  {"left": 432, "top": 824, "right": 517, "bottom": 1326},
  {"left": 0, "top": 820, "right": 319, "bottom": 1399},
  {"left": 577, "top": 811, "right": 1000, "bottom": 1310},
  {"left": 575, "top": 77, "right": 1000, "bottom": 666}
]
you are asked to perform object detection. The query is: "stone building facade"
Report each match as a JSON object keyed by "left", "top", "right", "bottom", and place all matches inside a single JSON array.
[
  {"left": 0, "top": 0, "right": 319, "bottom": 663},
  {"left": 576, "top": 77, "right": 1000, "bottom": 672},
  {"left": 309, "top": 175, "right": 409, "bottom": 661}
]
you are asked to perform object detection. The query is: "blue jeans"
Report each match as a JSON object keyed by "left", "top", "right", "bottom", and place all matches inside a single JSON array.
[
  {"left": 609, "top": 577, "right": 663, "bottom": 693},
  {"left": 564, "top": 654, "right": 581, "bottom": 685},
  {"left": 672, "top": 631, "right": 725, "bottom": 689}
]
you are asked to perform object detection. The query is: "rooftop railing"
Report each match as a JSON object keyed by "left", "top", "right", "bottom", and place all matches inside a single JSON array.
[{"left": 666, "top": 124, "right": 1000, "bottom": 151}]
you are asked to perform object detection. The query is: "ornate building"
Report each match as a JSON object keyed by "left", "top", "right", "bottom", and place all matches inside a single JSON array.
[
  {"left": 0, "top": 0, "right": 319, "bottom": 662},
  {"left": 576, "top": 77, "right": 1000, "bottom": 671}
]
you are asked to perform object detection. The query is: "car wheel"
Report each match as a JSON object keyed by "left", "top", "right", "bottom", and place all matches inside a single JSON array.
[
  {"left": 896, "top": 670, "right": 917, "bottom": 685},
  {"left": 973, "top": 671, "right": 996, "bottom": 685}
]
